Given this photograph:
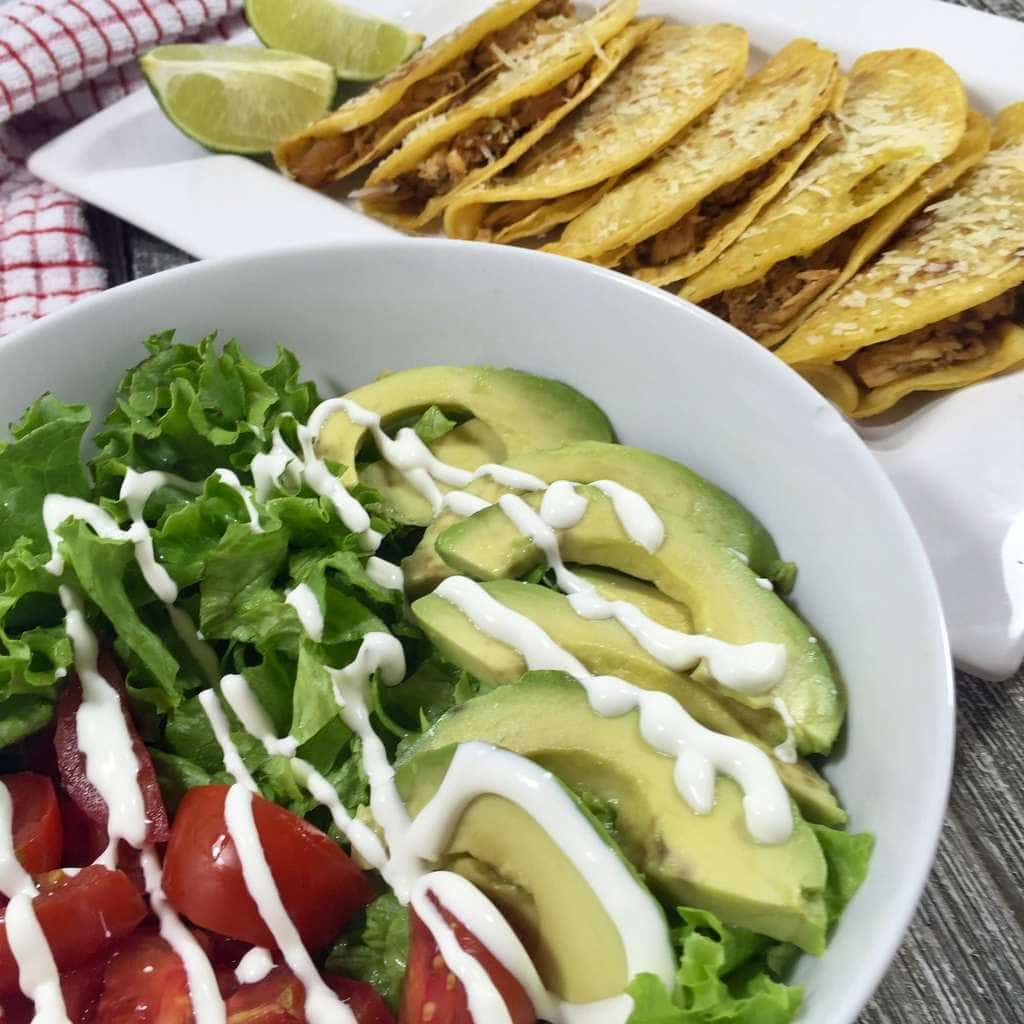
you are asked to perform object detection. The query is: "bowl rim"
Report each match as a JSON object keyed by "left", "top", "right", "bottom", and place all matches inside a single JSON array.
[{"left": 0, "top": 236, "right": 955, "bottom": 1020}]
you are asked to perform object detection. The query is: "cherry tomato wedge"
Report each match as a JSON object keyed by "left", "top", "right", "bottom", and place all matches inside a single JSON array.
[
  {"left": 224, "top": 967, "right": 395, "bottom": 1024},
  {"left": 0, "top": 772, "right": 62, "bottom": 874},
  {"left": 326, "top": 976, "right": 395, "bottom": 1024},
  {"left": 94, "top": 929, "right": 193, "bottom": 1024},
  {"left": 162, "top": 785, "right": 372, "bottom": 950},
  {"left": 0, "top": 866, "right": 147, "bottom": 995},
  {"left": 54, "top": 647, "right": 169, "bottom": 845},
  {"left": 400, "top": 902, "right": 536, "bottom": 1024}
]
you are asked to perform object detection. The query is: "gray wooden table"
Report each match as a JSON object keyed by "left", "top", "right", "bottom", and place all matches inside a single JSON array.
[{"left": 84, "top": 1, "right": 1024, "bottom": 1016}]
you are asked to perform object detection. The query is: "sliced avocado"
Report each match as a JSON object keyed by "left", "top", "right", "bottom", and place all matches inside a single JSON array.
[
  {"left": 401, "top": 440, "right": 794, "bottom": 595},
  {"left": 317, "top": 367, "right": 615, "bottom": 518},
  {"left": 412, "top": 579, "right": 845, "bottom": 826},
  {"left": 360, "top": 419, "right": 507, "bottom": 525},
  {"left": 397, "top": 676, "right": 829, "bottom": 954},
  {"left": 395, "top": 744, "right": 641, "bottom": 1002},
  {"left": 503, "top": 443, "right": 789, "bottom": 586},
  {"left": 435, "top": 487, "right": 844, "bottom": 755}
]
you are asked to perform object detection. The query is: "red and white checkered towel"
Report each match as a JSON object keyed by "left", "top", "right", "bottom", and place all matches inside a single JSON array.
[{"left": 0, "top": 0, "right": 248, "bottom": 336}]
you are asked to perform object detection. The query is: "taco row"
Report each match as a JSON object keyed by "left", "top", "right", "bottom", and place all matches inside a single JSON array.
[{"left": 274, "top": 0, "right": 1024, "bottom": 420}]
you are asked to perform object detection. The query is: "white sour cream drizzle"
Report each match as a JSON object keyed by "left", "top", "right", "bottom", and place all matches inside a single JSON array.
[
  {"left": 214, "top": 468, "right": 263, "bottom": 533},
  {"left": 0, "top": 782, "right": 70, "bottom": 1024},
  {"left": 235, "top": 947, "right": 274, "bottom": 985},
  {"left": 202, "top": 688, "right": 359, "bottom": 1024},
  {"left": 499, "top": 493, "right": 786, "bottom": 695},
  {"left": 366, "top": 555, "right": 405, "bottom": 591},
  {"left": 772, "top": 698, "right": 799, "bottom": 765},
  {"left": 224, "top": 785, "right": 358, "bottom": 1024},
  {"left": 284, "top": 583, "right": 324, "bottom": 643},
  {"left": 434, "top": 576, "right": 793, "bottom": 846}
]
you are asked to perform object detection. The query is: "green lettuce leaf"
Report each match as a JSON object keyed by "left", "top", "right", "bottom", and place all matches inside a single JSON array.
[
  {"left": 0, "top": 395, "right": 92, "bottom": 552},
  {"left": 326, "top": 892, "right": 409, "bottom": 1010},
  {"left": 90, "top": 331, "right": 320, "bottom": 495},
  {"left": 626, "top": 906, "right": 803, "bottom": 1024},
  {"left": 412, "top": 405, "right": 457, "bottom": 445},
  {"left": 811, "top": 825, "right": 875, "bottom": 926}
]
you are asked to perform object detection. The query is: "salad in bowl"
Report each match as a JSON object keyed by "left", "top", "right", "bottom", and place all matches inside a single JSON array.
[{"left": 0, "top": 329, "right": 874, "bottom": 1024}]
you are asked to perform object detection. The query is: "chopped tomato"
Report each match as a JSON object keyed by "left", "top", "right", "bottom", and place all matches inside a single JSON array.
[
  {"left": 326, "top": 976, "right": 395, "bottom": 1024},
  {"left": 54, "top": 648, "right": 170, "bottom": 845},
  {"left": 399, "top": 902, "right": 536, "bottom": 1024},
  {"left": 0, "top": 772, "right": 62, "bottom": 874},
  {"left": 224, "top": 967, "right": 395, "bottom": 1024},
  {"left": 1, "top": 958, "right": 105, "bottom": 1024},
  {"left": 0, "top": 866, "right": 147, "bottom": 996},
  {"left": 94, "top": 929, "right": 192, "bottom": 1024},
  {"left": 225, "top": 966, "right": 304, "bottom": 1023},
  {"left": 162, "top": 785, "right": 372, "bottom": 951}
]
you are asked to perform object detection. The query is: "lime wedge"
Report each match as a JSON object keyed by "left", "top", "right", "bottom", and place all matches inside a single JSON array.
[
  {"left": 245, "top": 0, "right": 424, "bottom": 81},
  {"left": 141, "top": 45, "right": 336, "bottom": 154}
]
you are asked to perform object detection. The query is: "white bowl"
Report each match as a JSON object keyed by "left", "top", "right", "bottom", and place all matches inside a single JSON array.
[{"left": 0, "top": 240, "right": 953, "bottom": 1024}]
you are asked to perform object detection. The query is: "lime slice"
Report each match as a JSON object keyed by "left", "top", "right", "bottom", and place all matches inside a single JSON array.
[
  {"left": 245, "top": 0, "right": 424, "bottom": 81},
  {"left": 141, "top": 45, "right": 336, "bottom": 154}
]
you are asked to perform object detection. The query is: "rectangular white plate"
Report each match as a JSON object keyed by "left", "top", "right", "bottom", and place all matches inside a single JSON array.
[{"left": 27, "top": 0, "right": 1024, "bottom": 679}]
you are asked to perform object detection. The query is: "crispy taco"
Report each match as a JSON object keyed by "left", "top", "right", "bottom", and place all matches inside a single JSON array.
[
  {"left": 359, "top": 0, "right": 640, "bottom": 231},
  {"left": 777, "top": 103, "right": 1024, "bottom": 419},
  {"left": 681, "top": 49, "right": 969, "bottom": 348},
  {"left": 274, "top": 0, "right": 576, "bottom": 187},
  {"left": 442, "top": 23, "right": 750, "bottom": 243},
  {"left": 543, "top": 39, "right": 839, "bottom": 276}
]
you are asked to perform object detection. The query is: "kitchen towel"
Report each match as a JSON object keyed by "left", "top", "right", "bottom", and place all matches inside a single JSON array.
[{"left": 0, "top": 0, "right": 245, "bottom": 335}]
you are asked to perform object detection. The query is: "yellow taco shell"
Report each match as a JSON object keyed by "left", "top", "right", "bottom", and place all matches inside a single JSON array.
[
  {"left": 442, "top": 23, "right": 749, "bottom": 243},
  {"left": 361, "top": 0, "right": 641, "bottom": 230},
  {"left": 274, "top": 0, "right": 568, "bottom": 186},
  {"left": 682, "top": 49, "right": 968, "bottom": 345}
]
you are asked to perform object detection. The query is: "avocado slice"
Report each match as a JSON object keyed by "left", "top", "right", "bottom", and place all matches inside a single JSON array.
[
  {"left": 317, "top": 367, "right": 615, "bottom": 522},
  {"left": 401, "top": 440, "right": 794, "bottom": 595},
  {"left": 397, "top": 676, "right": 829, "bottom": 954},
  {"left": 412, "top": 579, "right": 845, "bottom": 826},
  {"left": 435, "top": 487, "right": 844, "bottom": 755},
  {"left": 395, "top": 743, "right": 649, "bottom": 1002}
]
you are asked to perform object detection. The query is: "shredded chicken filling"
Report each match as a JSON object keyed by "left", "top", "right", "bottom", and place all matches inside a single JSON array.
[
  {"left": 291, "top": 0, "right": 574, "bottom": 187},
  {"left": 851, "top": 288, "right": 1022, "bottom": 388},
  {"left": 391, "top": 70, "right": 586, "bottom": 205},
  {"left": 704, "top": 229, "right": 859, "bottom": 340},
  {"left": 621, "top": 158, "right": 780, "bottom": 271}
]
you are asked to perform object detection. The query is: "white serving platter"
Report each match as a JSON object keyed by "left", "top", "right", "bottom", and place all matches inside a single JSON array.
[{"left": 26, "top": 0, "right": 1024, "bottom": 679}]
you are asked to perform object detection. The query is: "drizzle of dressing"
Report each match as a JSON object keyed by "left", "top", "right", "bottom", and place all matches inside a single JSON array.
[
  {"left": 503, "top": 493, "right": 786, "bottom": 694},
  {"left": 772, "top": 698, "right": 799, "bottom": 765},
  {"left": 755, "top": 577, "right": 775, "bottom": 591},
  {"left": 284, "top": 584, "right": 324, "bottom": 643},
  {"left": 58, "top": 586, "right": 147, "bottom": 859},
  {"left": 218, "top": 673, "right": 388, "bottom": 873},
  {"left": 366, "top": 556, "right": 405, "bottom": 591},
  {"left": 0, "top": 781, "right": 70, "bottom": 1024},
  {"left": 236, "top": 947, "right": 275, "bottom": 985},
  {"left": 590, "top": 480, "right": 664, "bottom": 553},
  {"left": 140, "top": 846, "right": 226, "bottom": 1024},
  {"left": 327, "top": 633, "right": 416, "bottom": 895},
  {"left": 213, "top": 468, "right": 263, "bottom": 533},
  {"left": 202, "top": 689, "right": 357, "bottom": 1024},
  {"left": 224, "top": 785, "right": 356, "bottom": 1024},
  {"left": 251, "top": 428, "right": 301, "bottom": 502},
  {"left": 434, "top": 576, "right": 793, "bottom": 845},
  {"left": 539, "top": 480, "right": 588, "bottom": 529}
]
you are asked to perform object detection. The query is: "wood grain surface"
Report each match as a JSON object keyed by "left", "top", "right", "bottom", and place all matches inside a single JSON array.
[{"left": 88, "top": 2, "right": 1024, "bottom": 1016}]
